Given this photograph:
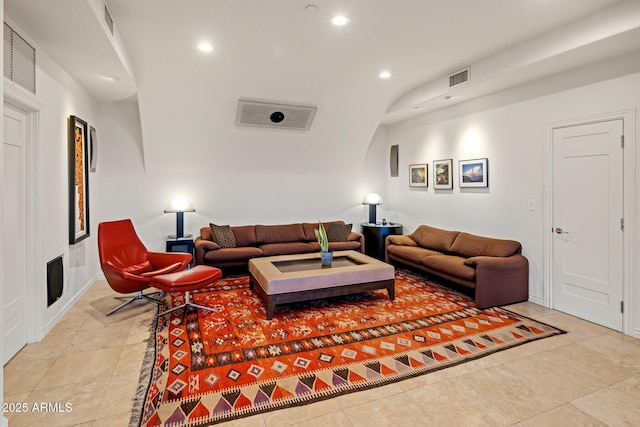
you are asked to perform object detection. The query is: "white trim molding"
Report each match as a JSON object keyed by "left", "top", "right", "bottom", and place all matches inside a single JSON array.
[{"left": 3, "top": 88, "right": 45, "bottom": 343}]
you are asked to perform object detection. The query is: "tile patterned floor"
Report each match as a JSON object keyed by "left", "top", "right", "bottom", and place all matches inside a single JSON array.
[{"left": 4, "top": 280, "right": 640, "bottom": 426}]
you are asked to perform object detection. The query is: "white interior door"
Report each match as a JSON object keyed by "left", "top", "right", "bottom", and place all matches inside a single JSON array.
[
  {"left": 552, "top": 119, "right": 624, "bottom": 331},
  {"left": 3, "top": 105, "right": 27, "bottom": 364}
]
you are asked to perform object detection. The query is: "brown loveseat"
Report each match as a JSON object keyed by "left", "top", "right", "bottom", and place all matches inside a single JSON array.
[
  {"left": 195, "top": 221, "right": 364, "bottom": 271},
  {"left": 385, "top": 225, "right": 528, "bottom": 308}
]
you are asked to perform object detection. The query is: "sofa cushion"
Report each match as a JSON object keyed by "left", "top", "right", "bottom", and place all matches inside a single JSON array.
[
  {"left": 256, "top": 224, "right": 306, "bottom": 244},
  {"left": 210, "top": 224, "right": 236, "bottom": 248},
  {"left": 200, "top": 226, "right": 213, "bottom": 240},
  {"left": 325, "top": 240, "right": 362, "bottom": 252},
  {"left": 308, "top": 241, "right": 360, "bottom": 252},
  {"left": 327, "top": 223, "right": 352, "bottom": 242},
  {"left": 421, "top": 255, "right": 476, "bottom": 281},
  {"left": 386, "top": 234, "right": 418, "bottom": 247},
  {"left": 387, "top": 245, "right": 441, "bottom": 265},
  {"left": 260, "top": 242, "right": 316, "bottom": 257},
  {"left": 302, "top": 221, "right": 344, "bottom": 241},
  {"left": 231, "top": 225, "right": 257, "bottom": 247},
  {"left": 409, "top": 225, "right": 459, "bottom": 253},
  {"left": 203, "top": 246, "right": 264, "bottom": 263},
  {"left": 449, "top": 232, "right": 522, "bottom": 258},
  {"left": 122, "top": 260, "right": 153, "bottom": 274}
]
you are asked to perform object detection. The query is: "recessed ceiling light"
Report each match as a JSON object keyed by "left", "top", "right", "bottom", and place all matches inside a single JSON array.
[
  {"left": 331, "top": 15, "right": 350, "bottom": 26},
  {"left": 305, "top": 4, "right": 318, "bottom": 13},
  {"left": 197, "top": 42, "right": 213, "bottom": 52},
  {"left": 379, "top": 71, "right": 391, "bottom": 79}
]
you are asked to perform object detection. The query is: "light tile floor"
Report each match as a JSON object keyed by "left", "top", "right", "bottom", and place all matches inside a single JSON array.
[{"left": 4, "top": 280, "right": 640, "bottom": 426}]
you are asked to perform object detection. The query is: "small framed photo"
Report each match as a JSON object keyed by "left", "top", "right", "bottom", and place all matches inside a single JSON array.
[
  {"left": 409, "top": 164, "right": 428, "bottom": 187},
  {"left": 459, "top": 158, "right": 488, "bottom": 188},
  {"left": 433, "top": 159, "right": 453, "bottom": 190}
]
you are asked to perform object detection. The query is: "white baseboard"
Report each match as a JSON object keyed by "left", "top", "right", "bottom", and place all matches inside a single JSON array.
[
  {"left": 527, "top": 295, "right": 546, "bottom": 307},
  {"left": 42, "top": 273, "right": 104, "bottom": 337}
]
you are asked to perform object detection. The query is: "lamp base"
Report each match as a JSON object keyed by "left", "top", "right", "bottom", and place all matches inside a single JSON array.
[{"left": 368, "top": 205, "right": 377, "bottom": 224}]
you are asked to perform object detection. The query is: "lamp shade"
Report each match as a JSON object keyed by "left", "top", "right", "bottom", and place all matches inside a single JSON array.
[
  {"left": 362, "top": 193, "right": 383, "bottom": 224},
  {"left": 362, "top": 193, "right": 383, "bottom": 205},
  {"left": 164, "top": 198, "right": 195, "bottom": 213},
  {"left": 164, "top": 198, "right": 195, "bottom": 239}
]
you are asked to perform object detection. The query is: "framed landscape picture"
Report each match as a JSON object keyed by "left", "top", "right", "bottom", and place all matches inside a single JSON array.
[
  {"left": 459, "top": 158, "right": 488, "bottom": 188},
  {"left": 409, "top": 164, "right": 428, "bottom": 187},
  {"left": 68, "top": 115, "right": 90, "bottom": 244},
  {"left": 433, "top": 159, "right": 453, "bottom": 189}
]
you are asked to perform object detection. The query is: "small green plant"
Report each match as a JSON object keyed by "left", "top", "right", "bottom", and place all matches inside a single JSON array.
[{"left": 314, "top": 221, "right": 329, "bottom": 253}]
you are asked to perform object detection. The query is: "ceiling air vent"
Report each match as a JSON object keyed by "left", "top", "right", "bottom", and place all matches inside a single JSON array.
[
  {"left": 236, "top": 99, "right": 317, "bottom": 131},
  {"left": 448, "top": 67, "right": 470, "bottom": 88},
  {"left": 104, "top": 3, "right": 114, "bottom": 35},
  {"left": 3, "top": 22, "right": 36, "bottom": 94}
]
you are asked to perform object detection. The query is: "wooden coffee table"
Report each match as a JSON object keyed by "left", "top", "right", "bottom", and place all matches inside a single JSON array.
[{"left": 249, "top": 250, "right": 395, "bottom": 319}]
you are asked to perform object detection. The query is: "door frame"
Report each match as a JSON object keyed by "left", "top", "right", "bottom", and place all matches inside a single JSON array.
[
  {"left": 544, "top": 109, "right": 636, "bottom": 336},
  {"left": 4, "top": 84, "right": 44, "bottom": 343}
]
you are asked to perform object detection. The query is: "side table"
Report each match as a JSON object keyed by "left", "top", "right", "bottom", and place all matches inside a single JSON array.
[
  {"left": 166, "top": 236, "right": 194, "bottom": 267},
  {"left": 361, "top": 223, "right": 403, "bottom": 260}
]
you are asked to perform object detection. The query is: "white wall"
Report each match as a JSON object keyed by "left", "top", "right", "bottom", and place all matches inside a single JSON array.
[
  {"left": 95, "top": 100, "right": 378, "bottom": 250},
  {"left": 371, "top": 70, "right": 640, "bottom": 335},
  {"left": 35, "top": 45, "right": 101, "bottom": 332}
]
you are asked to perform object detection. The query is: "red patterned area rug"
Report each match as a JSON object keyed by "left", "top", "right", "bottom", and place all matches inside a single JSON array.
[{"left": 130, "top": 269, "right": 564, "bottom": 426}]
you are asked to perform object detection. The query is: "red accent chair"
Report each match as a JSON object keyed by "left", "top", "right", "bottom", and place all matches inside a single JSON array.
[{"left": 98, "top": 219, "right": 192, "bottom": 315}]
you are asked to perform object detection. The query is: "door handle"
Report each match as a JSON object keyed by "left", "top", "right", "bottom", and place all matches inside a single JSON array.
[{"left": 554, "top": 227, "right": 568, "bottom": 234}]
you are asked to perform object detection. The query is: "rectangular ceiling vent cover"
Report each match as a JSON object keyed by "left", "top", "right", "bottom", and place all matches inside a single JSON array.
[
  {"left": 236, "top": 99, "right": 317, "bottom": 131},
  {"left": 448, "top": 67, "right": 470, "bottom": 88},
  {"left": 3, "top": 22, "right": 36, "bottom": 94}
]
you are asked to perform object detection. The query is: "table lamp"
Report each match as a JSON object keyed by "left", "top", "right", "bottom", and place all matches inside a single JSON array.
[
  {"left": 362, "top": 193, "right": 383, "bottom": 224},
  {"left": 164, "top": 198, "right": 195, "bottom": 238}
]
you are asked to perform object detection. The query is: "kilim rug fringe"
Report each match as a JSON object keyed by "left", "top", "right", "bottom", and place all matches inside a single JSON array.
[
  {"left": 129, "top": 269, "right": 565, "bottom": 427},
  {"left": 130, "top": 321, "right": 158, "bottom": 427}
]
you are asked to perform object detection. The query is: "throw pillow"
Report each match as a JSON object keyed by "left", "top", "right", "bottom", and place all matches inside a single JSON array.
[
  {"left": 327, "top": 223, "right": 352, "bottom": 242},
  {"left": 210, "top": 223, "right": 236, "bottom": 248}
]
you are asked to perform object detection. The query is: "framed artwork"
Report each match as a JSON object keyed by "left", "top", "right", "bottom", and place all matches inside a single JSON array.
[
  {"left": 433, "top": 159, "right": 453, "bottom": 189},
  {"left": 459, "top": 158, "right": 488, "bottom": 188},
  {"left": 68, "top": 115, "right": 90, "bottom": 244},
  {"left": 409, "top": 164, "right": 428, "bottom": 187}
]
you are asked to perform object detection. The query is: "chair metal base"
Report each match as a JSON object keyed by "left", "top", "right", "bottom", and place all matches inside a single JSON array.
[
  {"left": 107, "top": 290, "right": 163, "bottom": 316},
  {"left": 156, "top": 291, "right": 218, "bottom": 323}
]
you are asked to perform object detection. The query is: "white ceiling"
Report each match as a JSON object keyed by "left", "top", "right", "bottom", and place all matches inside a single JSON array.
[{"left": 5, "top": 0, "right": 640, "bottom": 171}]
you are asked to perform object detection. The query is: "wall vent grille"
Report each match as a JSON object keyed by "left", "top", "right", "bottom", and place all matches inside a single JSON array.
[
  {"left": 3, "top": 22, "right": 36, "bottom": 94},
  {"left": 46, "top": 255, "right": 64, "bottom": 307},
  {"left": 104, "top": 3, "right": 114, "bottom": 35},
  {"left": 448, "top": 68, "right": 469, "bottom": 88}
]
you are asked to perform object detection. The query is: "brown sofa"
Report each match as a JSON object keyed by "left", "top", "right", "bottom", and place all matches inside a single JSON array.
[
  {"left": 385, "top": 225, "right": 528, "bottom": 308},
  {"left": 195, "top": 221, "right": 364, "bottom": 270}
]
